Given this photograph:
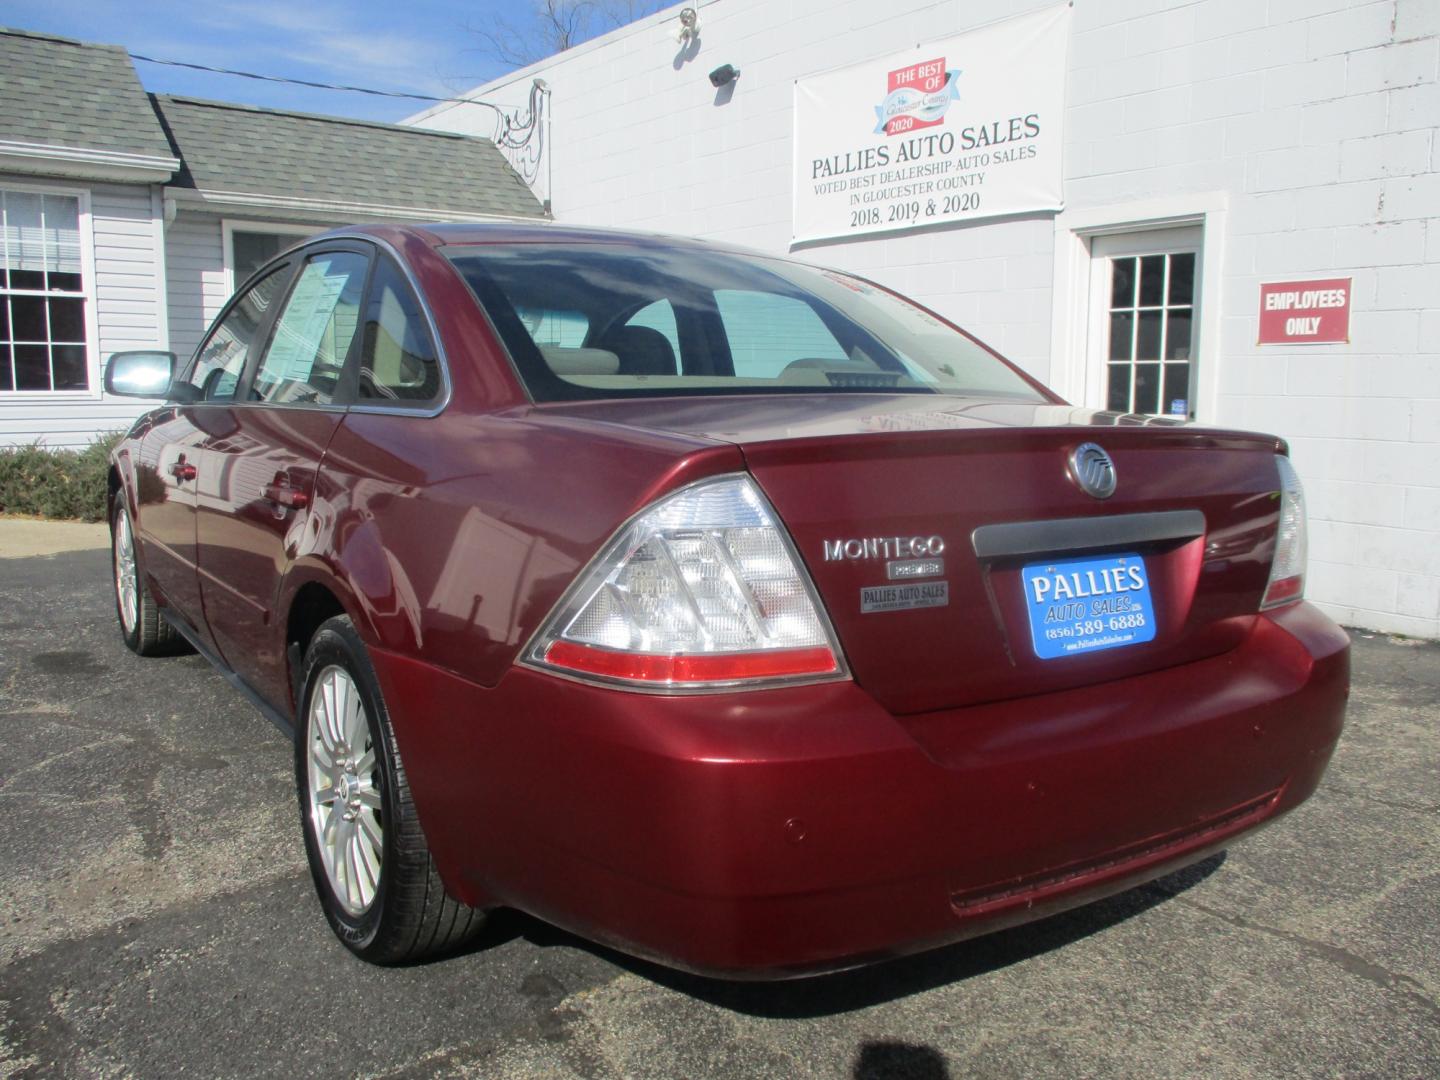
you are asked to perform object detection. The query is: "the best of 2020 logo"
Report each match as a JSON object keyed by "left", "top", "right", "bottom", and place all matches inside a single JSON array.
[{"left": 873, "top": 58, "right": 961, "bottom": 136}]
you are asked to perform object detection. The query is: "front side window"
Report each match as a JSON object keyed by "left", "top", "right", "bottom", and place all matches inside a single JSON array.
[
  {"left": 446, "top": 244, "right": 1043, "bottom": 403},
  {"left": 184, "top": 267, "right": 288, "bottom": 402},
  {"left": 1, "top": 190, "right": 88, "bottom": 392},
  {"left": 252, "top": 251, "right": 368, "bottom": 406}
]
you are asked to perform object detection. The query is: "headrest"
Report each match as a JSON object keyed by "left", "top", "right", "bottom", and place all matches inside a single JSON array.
[{"left": 539, "top": 345, "right": 621, "bottom": 375}]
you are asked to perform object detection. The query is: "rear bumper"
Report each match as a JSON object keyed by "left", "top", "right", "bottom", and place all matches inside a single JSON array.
[{"left": 371, "top": 602, "right": 1348, "bottom": 978}]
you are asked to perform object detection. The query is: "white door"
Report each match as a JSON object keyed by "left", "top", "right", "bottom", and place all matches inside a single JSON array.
[{"left": 1085, "top": 227, "right": 1202, "bottom": 420}]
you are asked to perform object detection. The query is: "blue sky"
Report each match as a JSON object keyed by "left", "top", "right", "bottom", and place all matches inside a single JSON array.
[{"left": 3, "top": 0, "right": 537, "bottom": 123}]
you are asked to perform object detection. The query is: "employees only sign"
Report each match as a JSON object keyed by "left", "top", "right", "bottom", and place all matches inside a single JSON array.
[
  {"left": 792, "top": 3, "right": 1071, "bottom": 245},
  {"left": 1258, "top": 278, "right": 1353, "bottom": 344}
]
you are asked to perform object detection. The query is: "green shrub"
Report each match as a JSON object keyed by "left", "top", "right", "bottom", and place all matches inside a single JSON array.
[{"left": 0, "top": 431, "right": 125, "bottom": 522}]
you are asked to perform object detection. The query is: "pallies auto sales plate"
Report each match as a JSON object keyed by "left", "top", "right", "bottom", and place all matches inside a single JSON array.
[{"left": 1021, "top": 553, "right": 1156, "bottom": 659}]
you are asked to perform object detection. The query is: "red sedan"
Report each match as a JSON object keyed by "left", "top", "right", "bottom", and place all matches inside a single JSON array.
[{"left": 104, "top": 224, "right": 1348, "bottom": 976}]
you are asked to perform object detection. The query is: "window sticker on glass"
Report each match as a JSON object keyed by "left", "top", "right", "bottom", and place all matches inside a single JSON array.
[
  {"left": 254, "top": 252, "right": 367, "bottom": 405},
  {"left": 266, "top": 262, "right": 350, "bottom": 380}
]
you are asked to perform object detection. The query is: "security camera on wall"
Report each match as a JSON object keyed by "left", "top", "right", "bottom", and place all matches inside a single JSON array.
[{"left": 708, "top": 64, "right": 739, "bottom": 88}]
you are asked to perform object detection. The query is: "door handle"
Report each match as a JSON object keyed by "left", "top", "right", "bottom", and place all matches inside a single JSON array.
[
  {"left": 263, "top": 482, "right": 310, "bottom": 510},
  {"left": 169, "top": 459, "right": 196, "bottom": 482}
]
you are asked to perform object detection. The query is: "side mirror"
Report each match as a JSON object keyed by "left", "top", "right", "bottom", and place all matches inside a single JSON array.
[{"left": 105, "top": 350, "right": 176, "bottom": 398}]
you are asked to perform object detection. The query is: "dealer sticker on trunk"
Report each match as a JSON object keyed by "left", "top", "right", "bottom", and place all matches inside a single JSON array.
[
  {"left": 1022, "top": 553, "right": 1156, "bottom": 659},
  {"left": 861, "top": 581, "right": 949, "bottom": 613}
]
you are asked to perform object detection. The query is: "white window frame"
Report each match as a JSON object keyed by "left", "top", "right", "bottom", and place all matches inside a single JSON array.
[
  {"left": 1088, "top": 227, "right": 1202, "bottom": 418},
  {"left": 221, "top": 220, "right": 317, "bottom": 296},
  {"left": 1048, "top": 193, "right": 1227, "bottom": 423},
  {"left": 0, "top": 178, "right": 101, "bottom": 401}
]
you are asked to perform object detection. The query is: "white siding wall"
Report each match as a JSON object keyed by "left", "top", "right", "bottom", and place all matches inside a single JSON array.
[
  {"left": 0, "top": 176, "right": 166, "bottom": 449},
  {"left": 165, "top": 211, "right": 229, "bottom": 368},
  {"left": 412, "top": 0, "right": 1440, "bottom": 638}
]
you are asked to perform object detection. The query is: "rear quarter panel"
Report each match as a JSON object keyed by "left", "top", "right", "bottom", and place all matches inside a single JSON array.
[{"left": 314, "top": 408, "right": 743, "bottom": 688}]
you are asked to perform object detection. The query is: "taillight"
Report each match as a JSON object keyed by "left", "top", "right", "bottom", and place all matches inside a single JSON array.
[
  {"left": 524, "top": 474, "right": 847, "bottom": 691},
  {"left": 1261, "top": 454, "right": 1307, "bottom": 610}
]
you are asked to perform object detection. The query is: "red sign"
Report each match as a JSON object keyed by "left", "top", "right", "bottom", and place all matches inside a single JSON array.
[
  {"left": 1258, "top": 278, "right": 1352, "bottom": 345},
  {"left": 880, "top": 57, "right": 950, "bottom": 136}
]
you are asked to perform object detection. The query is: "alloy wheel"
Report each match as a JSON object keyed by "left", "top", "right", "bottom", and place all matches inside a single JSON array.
[
  {"left": 114, "top": 510, "right": 139, "bottom": 634},
  {"left": 306, "top": 666, "right": 384, "bottom": 916}
]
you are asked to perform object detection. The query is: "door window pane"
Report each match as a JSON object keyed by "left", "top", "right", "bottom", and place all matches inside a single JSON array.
[
  {"left": 1106, "top": 363, "right": 1130, "bottom": 412},
  {"left": 1168, "top": 253, "right": 1195, "bottom": 305},
  {"left": 1138, "top": 255, "right": 1165, "bottom": 306},
  {"left": 358, "top": 257, "right": 440, "bottom": 404},
  {"left": 253, "top": 251, "right": 368, "bottom": 406},
  {"left": 1110, "top": 258, "right": 1135, "bottom": 308},
  {"left": 1133, "top": 363, "right": 1160, "bottom": 415},
  {"left": 1137, "top": 311, "right": 1162, "bottom": 361},
  {"left": 1165, "top": 312, "right": 1193, "bottom": 361},
  {"left": 1162, "top": 364, "right": 1191, "bottom": 418},
  {"left": 186, "top": 267, "right": 287, "bottom": 402}
]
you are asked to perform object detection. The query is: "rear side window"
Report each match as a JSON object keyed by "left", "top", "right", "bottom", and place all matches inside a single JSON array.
[
  {"left": 357, "top": 257, "right": 441, "bottom": 405},
  {"left": 252, "top": 251, "right": 368, "bottom": 406},
  {"left": 183, "top": 268, "right": 287, "bottom": 402}
]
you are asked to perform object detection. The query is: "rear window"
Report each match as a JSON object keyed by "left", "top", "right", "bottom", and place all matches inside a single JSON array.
[{"left": 444, "top": 243, "right": 1044, "bottom": 403}]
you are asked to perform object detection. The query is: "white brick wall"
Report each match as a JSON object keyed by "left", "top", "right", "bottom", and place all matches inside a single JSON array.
[{"left": 411, "top": 0, "right": 1440, "bottom": 638}]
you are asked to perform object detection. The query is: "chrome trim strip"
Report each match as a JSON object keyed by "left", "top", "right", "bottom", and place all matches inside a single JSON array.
[{"left": 971, "top": 509, "right": 1206, "bottom": 560}]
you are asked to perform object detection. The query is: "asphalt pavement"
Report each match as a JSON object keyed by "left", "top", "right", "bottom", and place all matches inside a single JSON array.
[{"left": 0, "top": 524, "right": 1436, "bottom": 1079}]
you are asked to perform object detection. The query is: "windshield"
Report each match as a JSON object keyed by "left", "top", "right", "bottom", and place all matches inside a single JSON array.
[{"left": 444, "top": 243, "right": 1047, "bottom": 403}]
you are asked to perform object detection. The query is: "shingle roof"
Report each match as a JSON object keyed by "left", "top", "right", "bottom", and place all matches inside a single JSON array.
[
  {"left": 152, "top": 95, "right": 546, "bottom": 219},
  {"left": 0, "top": 27, "right": 174, "bottom": 160}
]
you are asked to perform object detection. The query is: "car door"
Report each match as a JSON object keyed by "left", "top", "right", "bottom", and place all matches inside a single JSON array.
[
  {"left": 133, "top": 264, "right": 293, "bottom": 645},
  {"left": 195, "top": 243, "right": 372, "bottom": 709}
]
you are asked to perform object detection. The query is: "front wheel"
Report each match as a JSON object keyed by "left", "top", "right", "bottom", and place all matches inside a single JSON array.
[
  {"left": 296, "top": 615, "right": 485, "bottom": 963},
  {"left": 111, "top": 502, "right": 184, "bottom": 656}
]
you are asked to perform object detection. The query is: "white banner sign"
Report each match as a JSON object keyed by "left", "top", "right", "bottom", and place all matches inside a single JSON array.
[{"left": 792, "top": 3, "right": 1071, "bottom": 245}]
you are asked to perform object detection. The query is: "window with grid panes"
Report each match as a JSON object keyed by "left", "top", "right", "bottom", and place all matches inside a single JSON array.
[
  {"left": 1106, "top": 252, "right": 1195, "bottom": 418},
  {"left": 1, "top": 190, "right": 88, "bottom": 392}
]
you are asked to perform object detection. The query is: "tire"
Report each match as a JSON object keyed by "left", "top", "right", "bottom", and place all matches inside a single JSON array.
[
  {"left": 295, "top": 615, "right": 485, "bottom": 964},
  {"left": 111, "top": 502, "right": 185, "bottom": 657}
]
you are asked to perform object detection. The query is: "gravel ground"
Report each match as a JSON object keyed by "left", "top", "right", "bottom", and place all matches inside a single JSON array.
[{"left": 0, "top": 529, "right": 1435, "bottom": 1079}]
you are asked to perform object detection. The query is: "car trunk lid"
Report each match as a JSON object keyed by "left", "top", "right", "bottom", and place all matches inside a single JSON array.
[{"left": 530, "top": 395, "right": 1285, "bottom": 713}]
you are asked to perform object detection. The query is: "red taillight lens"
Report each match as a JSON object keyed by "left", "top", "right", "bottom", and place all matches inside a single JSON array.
[
  {"left": 1261, "top": 455, "right": 1307, "bottom": 610},
  {"left": 544, "top": 642, "right": 839, "bottom": 683}
]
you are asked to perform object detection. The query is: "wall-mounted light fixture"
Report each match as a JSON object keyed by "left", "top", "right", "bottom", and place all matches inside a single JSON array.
[
  {"left": 676, "top": 8, "right": 699, "bottom": 45},
  {"left": 708, "top": 63, "right": 739, "bottom": 88}
]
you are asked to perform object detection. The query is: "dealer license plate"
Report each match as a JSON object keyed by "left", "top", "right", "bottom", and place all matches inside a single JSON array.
[{"left": 1021, "top": 553, "right": 1156, "bottom": 660}]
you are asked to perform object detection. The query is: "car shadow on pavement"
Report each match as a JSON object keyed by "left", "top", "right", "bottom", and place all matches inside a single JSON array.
[{"left": 478, "top": 852, "right": 1226, "bottom": 1020}]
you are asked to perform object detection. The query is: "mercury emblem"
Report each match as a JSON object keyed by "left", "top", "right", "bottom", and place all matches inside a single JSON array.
[{"left": 1069, "top": 442, "right": 1117, "bottom": 499}]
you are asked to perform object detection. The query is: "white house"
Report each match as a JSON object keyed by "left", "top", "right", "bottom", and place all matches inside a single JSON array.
[
  {"left": 406, "top": 0, "right": 1440, "bottom": 638},
  {"left": 0, "top": 26, "right": 546, "bottom": 449}
]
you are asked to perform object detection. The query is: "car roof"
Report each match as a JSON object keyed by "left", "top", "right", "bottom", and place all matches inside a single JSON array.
[{"left": 323, "top": 221, "right": 768, "bottom": 260}]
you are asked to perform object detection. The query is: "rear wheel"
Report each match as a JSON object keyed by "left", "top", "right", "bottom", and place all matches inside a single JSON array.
[
  {"left": 112, "top": 502, "right": 183, "bottom": 656},
  {"left": 296, "top": 615, "right": 485, "bottom": 963}
]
